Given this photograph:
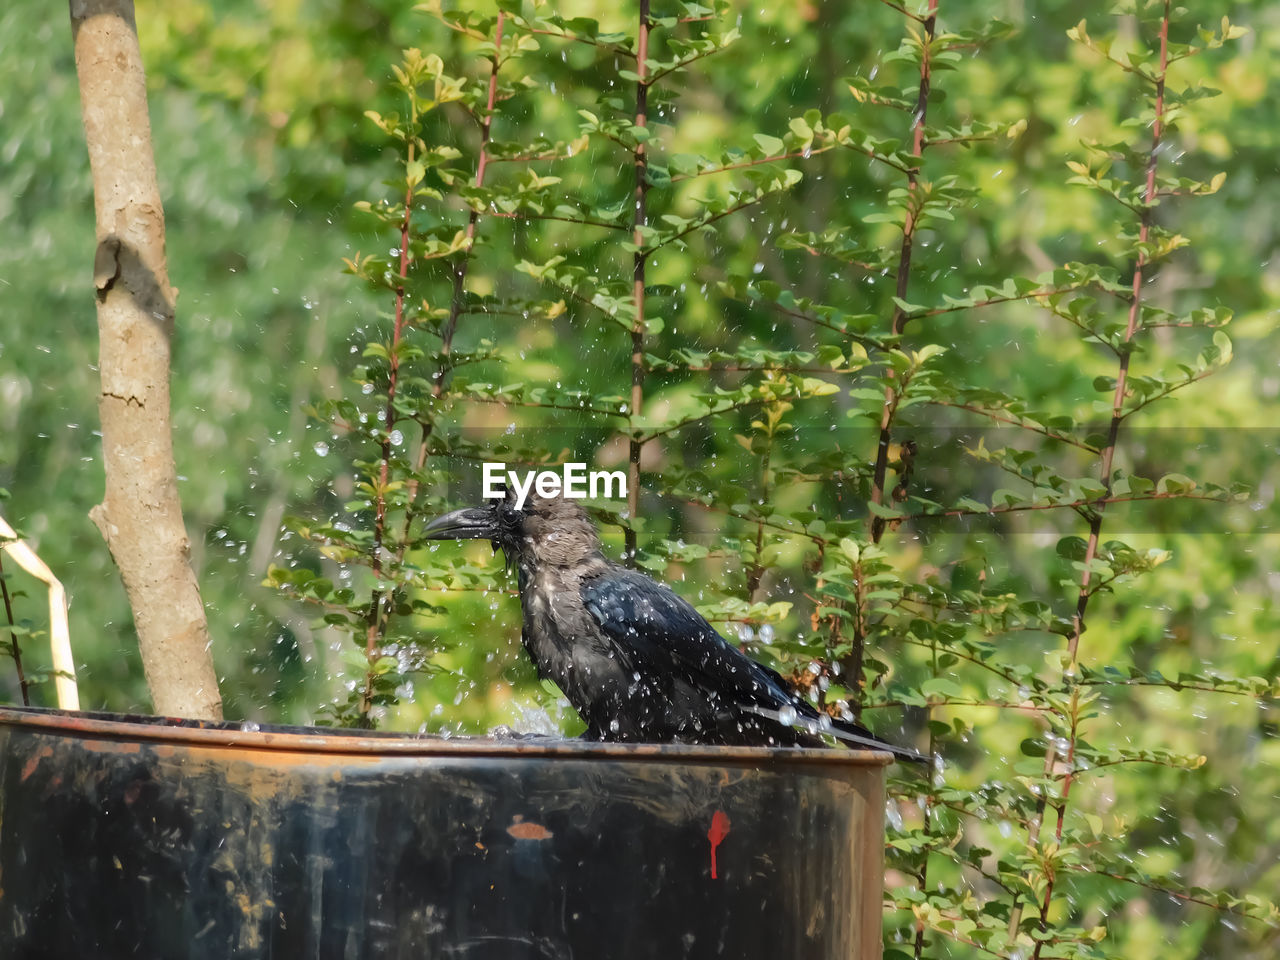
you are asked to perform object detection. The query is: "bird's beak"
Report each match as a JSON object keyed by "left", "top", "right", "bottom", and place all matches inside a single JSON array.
[{"left": 423, "top": 504, "right": 500, "bottom": 542}]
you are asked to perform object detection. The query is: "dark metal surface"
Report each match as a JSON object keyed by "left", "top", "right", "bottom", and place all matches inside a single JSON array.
[{"left": 0, "top": 706, "right": 887, "bottom": 959}]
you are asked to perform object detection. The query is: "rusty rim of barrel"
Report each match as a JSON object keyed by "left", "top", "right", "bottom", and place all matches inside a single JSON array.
[{"left": 0, "top": 705, "right": 892, "bottom": 766}]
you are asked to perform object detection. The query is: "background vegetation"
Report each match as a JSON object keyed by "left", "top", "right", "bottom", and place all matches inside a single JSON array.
[{"left": 1, "top": 0, "right": 1277, "bottom": 956}]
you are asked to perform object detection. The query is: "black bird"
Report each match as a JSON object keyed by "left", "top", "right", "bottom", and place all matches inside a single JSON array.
[{"left": 425, "top": 491, "right": 925, "bottom": 762}]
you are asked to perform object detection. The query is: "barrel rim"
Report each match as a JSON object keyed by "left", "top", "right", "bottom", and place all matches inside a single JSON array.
[{"left": 0, "top": 705, "right": 893, "bottom": 767}]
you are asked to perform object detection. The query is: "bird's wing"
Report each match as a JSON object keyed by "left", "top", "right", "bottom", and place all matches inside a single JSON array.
[
  {"left": 582, "top": 568, "right": 928, "bottom": 762},
  {"left": 581, "top": 569, "right": 800, "bottom": 709}
]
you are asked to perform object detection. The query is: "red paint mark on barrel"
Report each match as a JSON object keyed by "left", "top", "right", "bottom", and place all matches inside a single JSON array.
[
  {"left": 707, "top": 810, "right": 731, "bottom": 879},
  {"left": 507, "top": 815, "right": 553, "bottom": 840},
  {"left": 19, "top": 746, "right": 53, "bottom": 782}
]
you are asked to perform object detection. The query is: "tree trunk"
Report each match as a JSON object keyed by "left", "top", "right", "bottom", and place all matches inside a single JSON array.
[{"left": 69, "top": 0, "right": 223, "bottom": 719}]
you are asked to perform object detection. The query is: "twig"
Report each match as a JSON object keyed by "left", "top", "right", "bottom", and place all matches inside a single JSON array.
[
  {"left": 0, "top": 552, "right": 29, "bottom": 705},
  {"left": 527, "top": 26, "right": 637, "bottom": 59},
  {"left": 486, "top": 210, "right": 627, "bottom": 230},
  {"left": 1022, "top": 8, "right": 1172, "bottom": 955},
  {"left": 871, "top": 0, "right": 938, "bottom": 549},
  {"left": 399, "top": 12, "right": 508, "bottom": 561},
  {"left": 670, "top": 146, "right": 834, "bottom": 182},
  {"left": 626, "top": 0, "right": 652, "bottom": 565}
]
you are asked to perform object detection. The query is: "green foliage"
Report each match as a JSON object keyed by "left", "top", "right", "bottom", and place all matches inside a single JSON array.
[
  {"left": 274, "top": 1, "right": 1279, "bottom": 954},
  {"left": 1, "top": 0, "right": 1279, "bottom": 957}
]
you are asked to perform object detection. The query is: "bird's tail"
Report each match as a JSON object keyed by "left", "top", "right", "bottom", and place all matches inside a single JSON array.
[
  {"left": 827, "top": 715, "right": 930, "bottom": 764},
  {"left": 744, "top": 704, "right": 930, "bottom": 764}
]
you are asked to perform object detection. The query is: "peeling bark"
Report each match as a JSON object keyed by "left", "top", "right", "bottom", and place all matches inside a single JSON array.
[{"left": 70, "top": 0, "right": 222, "bottom": 719}]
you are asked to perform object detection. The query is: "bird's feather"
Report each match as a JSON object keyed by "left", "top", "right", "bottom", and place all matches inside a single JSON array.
[{"left": 582, "top": 569, "right": 925, "bottom": 762}]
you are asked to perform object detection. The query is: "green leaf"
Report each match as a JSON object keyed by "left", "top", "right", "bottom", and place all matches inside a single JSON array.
[
  {"left": 867, "top": 501, "right": 905, "bottom": 520},
  {"left": 838, "top": 537, "right": 861, "bottom": 564},
  {"left": 753, "top": 133, "right": 785, "bottom": 155}
]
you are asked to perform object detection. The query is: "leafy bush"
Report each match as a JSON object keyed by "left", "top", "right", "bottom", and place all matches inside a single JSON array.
[
  {"left": 259, "top": 1, "right": 1280, "bottom": 955},
  {"left": 1, "top": 0, "right": 1277, "bottom": 956}
]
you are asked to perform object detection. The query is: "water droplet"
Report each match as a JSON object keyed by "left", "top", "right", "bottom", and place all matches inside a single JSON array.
[{"left": 885, "top": 800, "right": 904, "bottom": 830}]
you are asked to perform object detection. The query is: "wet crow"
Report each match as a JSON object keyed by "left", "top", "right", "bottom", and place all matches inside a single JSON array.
[{"left": 425, "top": 491, "right": 924, "bottom": 761}]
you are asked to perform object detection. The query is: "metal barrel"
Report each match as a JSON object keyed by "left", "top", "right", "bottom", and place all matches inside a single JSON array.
[{"left": 0, "top": 706, "right": 887, "bottom": 959}]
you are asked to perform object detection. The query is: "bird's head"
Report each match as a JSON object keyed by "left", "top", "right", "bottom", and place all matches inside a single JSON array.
[{"left": 423, "top": 488, "right": 603, "bottom": 568}]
